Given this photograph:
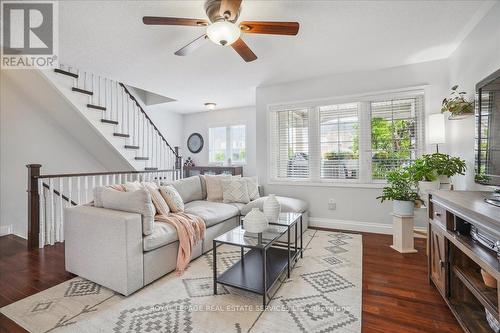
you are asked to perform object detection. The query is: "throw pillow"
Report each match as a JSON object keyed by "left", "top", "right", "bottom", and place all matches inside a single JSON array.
[
  {"left": 221, "top": 178, "right": 251, "bottom": 204},
  {"left": 93, "top": 186, "right": 155, "bottom": 236},
  {"left": 205, "top": 174, "right": 231, "bottom": 202},
  {"left": 160, "top": 185, "right": 185, "bottom": 213},
  {"left": 124, "top": 181, "right": 143, "bottom": 192},
  {"left": 143, "top": 183, "right": 170, "bottom": 216},
  {"left": 242, "top": 177, "right": 259, "bottom": 200}
]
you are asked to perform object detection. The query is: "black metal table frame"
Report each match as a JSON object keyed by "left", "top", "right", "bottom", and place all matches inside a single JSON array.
[{"left": 213, "top": 214, "right": 303, "bottom": 307}]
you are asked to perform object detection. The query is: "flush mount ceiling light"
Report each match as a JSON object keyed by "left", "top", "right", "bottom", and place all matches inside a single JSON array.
[
  {"left": 142, "top": 0, "right": 299, "bottom": 62},
  {"left": 206, "top": 20, "right": 241, "bottom": 46},
  {"left": 204, "top": 102, "right": 216, "bottom": 110}
]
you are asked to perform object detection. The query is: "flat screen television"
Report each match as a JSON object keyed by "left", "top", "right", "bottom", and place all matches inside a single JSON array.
[{"left": 475, "top": 68, "right": 500, "bottom": 190}]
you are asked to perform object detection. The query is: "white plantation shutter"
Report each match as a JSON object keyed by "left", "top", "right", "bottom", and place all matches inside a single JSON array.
[
  {"left": 319, "top": 103, "right": 360, "bottom": 180},
  {"left": 269, "top": 90, "right": 424, "bottom": 183},
  {"left": 270, "top": 108, "right": 309, "bottom": 179},
  {"left": 370, "top": 95, "right": 424, "bottom": 179}
]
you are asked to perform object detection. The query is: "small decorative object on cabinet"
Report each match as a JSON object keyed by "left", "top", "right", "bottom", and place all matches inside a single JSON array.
[
  {"left": 184, "top": 157, "right": 195, "bottom": 167},
  {"left": 391, "top": 214, "right": 417, "bottom": 253},
  {"left": 263, "top": 194, "right": 281, "bottom": 223},
  {"left": 187, "top": 133, "right": 204, "bottom": 153},
  {"left": 183, "top": 166, "right": 243, "bottom": 178},
  {"left": 243, "top": 208, "right": 268, "bottom": 233}
]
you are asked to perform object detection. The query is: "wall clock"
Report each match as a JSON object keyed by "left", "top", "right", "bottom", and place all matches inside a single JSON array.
[{"left": 187, "top": 133, "right": 204, "bottom": 154}]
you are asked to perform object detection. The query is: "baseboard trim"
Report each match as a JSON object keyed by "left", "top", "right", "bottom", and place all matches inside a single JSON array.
[
  {"left": 0, "top": 224, "right": 13, "bottom": 236},
  {"left": 309, "top": 217, "right": 427, "bottom": 236}
]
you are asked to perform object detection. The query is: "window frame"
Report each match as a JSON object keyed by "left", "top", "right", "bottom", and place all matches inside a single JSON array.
[
  {"left": 267, "top": 88, "right": 425, "bottom": 186},
  {"left": 208, "top": 123, "right": 247, "bottom": 166}
]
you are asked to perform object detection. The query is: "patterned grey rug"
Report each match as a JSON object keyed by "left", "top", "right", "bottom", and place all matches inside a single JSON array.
[{"left": 0, "top": 230, "right": 362, "bottom": 333}]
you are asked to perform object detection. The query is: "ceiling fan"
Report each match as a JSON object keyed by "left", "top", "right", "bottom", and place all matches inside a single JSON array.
[{"left": 143, "top": 0, "right": 299, "bottom": 62}]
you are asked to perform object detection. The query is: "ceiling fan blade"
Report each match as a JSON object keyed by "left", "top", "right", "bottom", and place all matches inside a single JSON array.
[
  {"left": 143, "top": 16, "right": 208, "bottom": 26},
  {"left": 231, "top": 38, "right": 257, "bottom": 62},
  {"left": 239, "top": 21, "right": 299, "bottom": 35},
  {"left": 219, "top": 0, "right": 242, "bottom": 21},
  {"left": 174, "top": 35, "right": 208, "bottom": 56}
]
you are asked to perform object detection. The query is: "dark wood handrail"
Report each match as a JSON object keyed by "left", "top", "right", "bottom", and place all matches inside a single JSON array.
[
  {"left": 42, "top": 182, "right": 78, "bottom": 206},
  {"left": 119, "top": 83, "right": 178, "bottom": 157},
  {"left": 36, "top": 168, "right": 178, "bottom": 179}
]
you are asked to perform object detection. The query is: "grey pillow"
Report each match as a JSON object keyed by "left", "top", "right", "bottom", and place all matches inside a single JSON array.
[
  {"left": 161, "top": 176, "right": 203, "bottom": 203},
  {"left": 93, "top": 186, "right": 155, "bottom": 236}
]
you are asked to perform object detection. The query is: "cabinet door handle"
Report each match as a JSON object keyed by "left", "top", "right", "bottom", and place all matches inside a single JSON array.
[
  {"left": 435, "top": 212, "right": 442, "bottom": 217},
  {"left": 439, "top": 259, "right": 445, "bottom": 269}
]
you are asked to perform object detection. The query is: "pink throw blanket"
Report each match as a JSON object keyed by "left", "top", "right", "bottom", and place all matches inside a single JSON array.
[{"left": 155, "top": 213, "right": 205, "bottom": 274}]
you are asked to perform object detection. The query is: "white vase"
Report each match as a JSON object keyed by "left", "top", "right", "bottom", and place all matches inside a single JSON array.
[
  {"left": 263, "top": 194, "right": 281, "bottom": 223},
  {"left": 243, "top": 208, "right": 268, "bottom": 233},
  {"left": 393, "top": 200, "right": 415, "bottom": 217},
  {"left": 438, "top": 175, "right": 451, "bottom": 190}
]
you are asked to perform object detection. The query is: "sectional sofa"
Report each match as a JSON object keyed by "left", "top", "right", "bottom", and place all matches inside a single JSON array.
[{"left": 64, "top": 175, "right": 308, "bottom": 296}]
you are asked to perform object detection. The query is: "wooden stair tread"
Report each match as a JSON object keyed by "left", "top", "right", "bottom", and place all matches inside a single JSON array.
[
  {"left": 54, "top": 68, "right": 78, "bottom": 78},
  {"left": 87, "top": 104, "right": 106, "bottom": 111},
  {"left": 113, "top": 133, "right": 130, "bottom": 138},
  {"left": 145, "top": 167, "right": 158, "bottom": 171},
  {"left": 101, "top": 119, "right": 118, "bottom": 125},
  {"left": 135, "top": 157, "right": 149, "bottom": 160},
  {"left": 124, "top": 145, "right": 140, "bottom": 149},
  {"left": 71, "top": 87, "right": 93, "bottom": 95}
]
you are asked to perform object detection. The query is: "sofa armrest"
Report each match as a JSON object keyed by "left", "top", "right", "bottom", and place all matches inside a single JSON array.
[{"left": 64, "top": 205, "right": 144, "bottom": 296}]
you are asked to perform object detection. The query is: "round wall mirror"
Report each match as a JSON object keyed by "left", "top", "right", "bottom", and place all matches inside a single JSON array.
[{"left": 187, "top": 133, "right": 204, "bottom": 154}]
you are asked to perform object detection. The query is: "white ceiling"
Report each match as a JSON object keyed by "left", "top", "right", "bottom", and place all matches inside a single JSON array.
[{"left": 59, "top": 0, "right": 492, "bottom": 114}]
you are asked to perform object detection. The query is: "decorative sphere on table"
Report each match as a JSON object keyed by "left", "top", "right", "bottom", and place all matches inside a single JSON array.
[
  {"left": 243, "top": 208, "right": 268, "bottom": 233},
  {"left": 263, "top": 194, "right": 281, "bottom": 223}
]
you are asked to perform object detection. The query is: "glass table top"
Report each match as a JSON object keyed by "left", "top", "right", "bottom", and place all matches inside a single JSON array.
[
  {"left": 214, "top": 226, "right": 288, "bottom": 249},
  {"left": 270, "top": 212, "right": 302, "bottom": 226}
]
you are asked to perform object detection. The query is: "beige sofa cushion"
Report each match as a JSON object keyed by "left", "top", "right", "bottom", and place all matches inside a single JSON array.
[
  {"left": 162, "top": 176, "right": 203, "bottom": 203},
  {"left": 205, "top": 174, "right": 231, "bottom": 202},
  {"left": 242, "top": 177, "right": 259, "bottom": 200},
  {"left": 159, "top": 186, "right": 184, "bottom": 213},
  {"left": 143, "top": 222, "right": 178, "bottom": 251},
  {"left": 93, "top": 186, "right": 155, "bottom": 235},
  {"left": 184, "top": 200, "right": 239, "bottom": 227},
  {"left": 143, "top": 183, "right": 170, "bottom": 215}
]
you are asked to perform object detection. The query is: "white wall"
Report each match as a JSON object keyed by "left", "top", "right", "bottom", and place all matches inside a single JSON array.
[
  {"left": 447, "top": 2, "right": 500, "bottom": 191},
  {"left": 256, "top": 60, "right": 450, "bottom": 230},
  {"left": 146, "top": 108, "right": 184, "bottom": 150},
  {"left": 0, "top": 69, "right": 126, "bottom": 238},
  {"left": 182, "top": 106, "right": 257, "bottom": 176}
]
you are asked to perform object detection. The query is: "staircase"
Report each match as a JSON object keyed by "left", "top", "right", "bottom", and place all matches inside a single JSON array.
[{"left": 40, "top": 64, "right": 181, "bottom": 172}]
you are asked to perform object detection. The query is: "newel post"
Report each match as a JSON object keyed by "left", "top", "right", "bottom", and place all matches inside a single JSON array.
[
  {"left": 27, "top": 164, "right": 41, "bottom": 250},
  {"left": 174, "top": 146, "right": 183, "bottom": 179}
]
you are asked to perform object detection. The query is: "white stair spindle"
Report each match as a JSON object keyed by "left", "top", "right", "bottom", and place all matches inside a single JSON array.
[
  {"left": 83, "top": 176, "right": 88, "bottom": 203},
  {"left": 48, "top": 178, "right": 55, "bottom": 245},
  {"left": 99, "top": 175, "right": 103, "bottom": 187},
  {"left": 38, "top": 179, "right": 45, "bottom": 248},
  {"left": 58, "top": 178, "right": 63, "bottom": 242},
  {"left": 68, "top": 177, "right": 73, "bottom": 206},
  {"left": 77, "top": 177, "right": 81, "bottom": 204},
  {"left": 92, "top": 176, "right": 96, "bottom": 195}
]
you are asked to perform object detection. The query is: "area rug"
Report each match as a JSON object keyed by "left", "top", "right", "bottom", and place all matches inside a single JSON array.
[{"left": 0, "top": 229, "right": 362, "bottom": 333}]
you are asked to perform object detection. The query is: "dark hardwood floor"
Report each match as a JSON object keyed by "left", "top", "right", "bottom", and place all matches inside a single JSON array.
[{"left": 0, "top": 231, "right": 462, "bottom": 333}]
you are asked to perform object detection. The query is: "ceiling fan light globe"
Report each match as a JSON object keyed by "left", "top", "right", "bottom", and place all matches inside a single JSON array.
[{"left": 206, "top": 21, "right": 240, "bottom": 46}]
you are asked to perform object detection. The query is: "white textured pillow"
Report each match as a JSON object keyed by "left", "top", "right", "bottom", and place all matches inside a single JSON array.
[
  {"left": 93, "top": 186, "right": 155, "bottom": 235},
  {"left": 242, "top": 177, "right": 259, "bottom": 201},
  {"left": 124, "top": 181, "right": 143, "bottom": 192},
  {"left": 221, "top": 178, "right": 251, "bottom": 204},
  {"left": 205, "top": 174, "right": 231, "bottom": 202},
  {"left": 143, "top": 183, "right": 170, "bottom": 216},
  {"left": 160, "top": 186, "right": 184, "bottom": 213}
]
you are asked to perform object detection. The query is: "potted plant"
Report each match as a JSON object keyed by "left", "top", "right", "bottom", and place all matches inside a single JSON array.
[
  {"left": 431, "top": 153, "right": 467, "bottom": 186},
  {"left": 377, "top": 168, "right": 421, "bottom": 216},
  {"left": 408, "top": 156, "right": 440, "bottom": 203},
  {"left": 441, "top": 85, "right": 474, "bottom": 120}
]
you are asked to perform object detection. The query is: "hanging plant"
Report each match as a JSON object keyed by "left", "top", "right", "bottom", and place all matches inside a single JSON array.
[{"left": 441, "top": 85, "right": 474, "bottom": 119}]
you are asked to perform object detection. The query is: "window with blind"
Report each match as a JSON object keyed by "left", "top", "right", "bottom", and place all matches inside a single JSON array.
[
  {"left": 320, "top": 103, "right": 359, "bottom": 179},
  {"left": 270, "top": 109, "right": 309, "bottom": 179},
  {"left": 209, "top": 125, "right": 246, "bottom": 164},
  {"left": 269, "top": 91, "right": 424, "bottom": 183}
]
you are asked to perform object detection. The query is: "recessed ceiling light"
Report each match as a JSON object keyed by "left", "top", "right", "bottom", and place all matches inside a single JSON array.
[{"left": 204, "top": 102, "right": 216, "bottom": 110}]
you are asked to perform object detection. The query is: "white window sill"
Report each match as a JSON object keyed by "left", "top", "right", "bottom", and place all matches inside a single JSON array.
[{"left": 267, "top": 180, "right": 386, "bottom": 189}]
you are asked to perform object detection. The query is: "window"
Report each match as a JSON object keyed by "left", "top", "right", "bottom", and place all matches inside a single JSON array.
[
  {"left": 270, "top": 109, "right": 309, "bottom": 179},
  {"left": 209, "top": 125, "right": 246, "bottom": 164},
  {"left": 269, "top": 91, "right": 424, "bottom": 183}
]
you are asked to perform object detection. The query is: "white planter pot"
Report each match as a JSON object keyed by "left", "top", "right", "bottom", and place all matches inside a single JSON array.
[
  {"left": 263, "top": 194, "right": 281, "bottom": 223},
  {"left": 438, "top": 175, "right": 451, "bottom": 190},
  {"left": 418, "top": 180, "right": 440, "bottom": 203},
  {"left": 393, "top": 200, "right": 415, "bottom": 217},
  {"left": 243, "top": 208, "right": 268, "bottom": 233}
]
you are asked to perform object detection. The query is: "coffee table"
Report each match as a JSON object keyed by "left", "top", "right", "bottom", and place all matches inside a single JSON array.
[{"left": 213, "top": 225, "right": 295, "bottom": 308}]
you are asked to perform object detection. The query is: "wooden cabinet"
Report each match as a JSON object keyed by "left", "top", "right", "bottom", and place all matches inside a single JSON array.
[
  {"left": 430, "top": 225, "right": 446, "bottom": 296},
  {"left": 183, "top": 166, "right": 243, "bottom": 178}
]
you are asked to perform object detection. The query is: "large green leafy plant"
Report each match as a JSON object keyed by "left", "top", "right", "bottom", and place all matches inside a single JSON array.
[
  {"left": 408, "top": 153, "right": 466, "bottom": 181},
  {"left": 377, "top": 168, "right": 420, "bottom": 203},
  {"left": 441, "top": 85, "right": 474, "bottom": 117}
]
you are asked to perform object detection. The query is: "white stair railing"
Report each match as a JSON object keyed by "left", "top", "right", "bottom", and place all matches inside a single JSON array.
[{"left": 55, "top": 64, "right": 180, "bottom": 172}]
